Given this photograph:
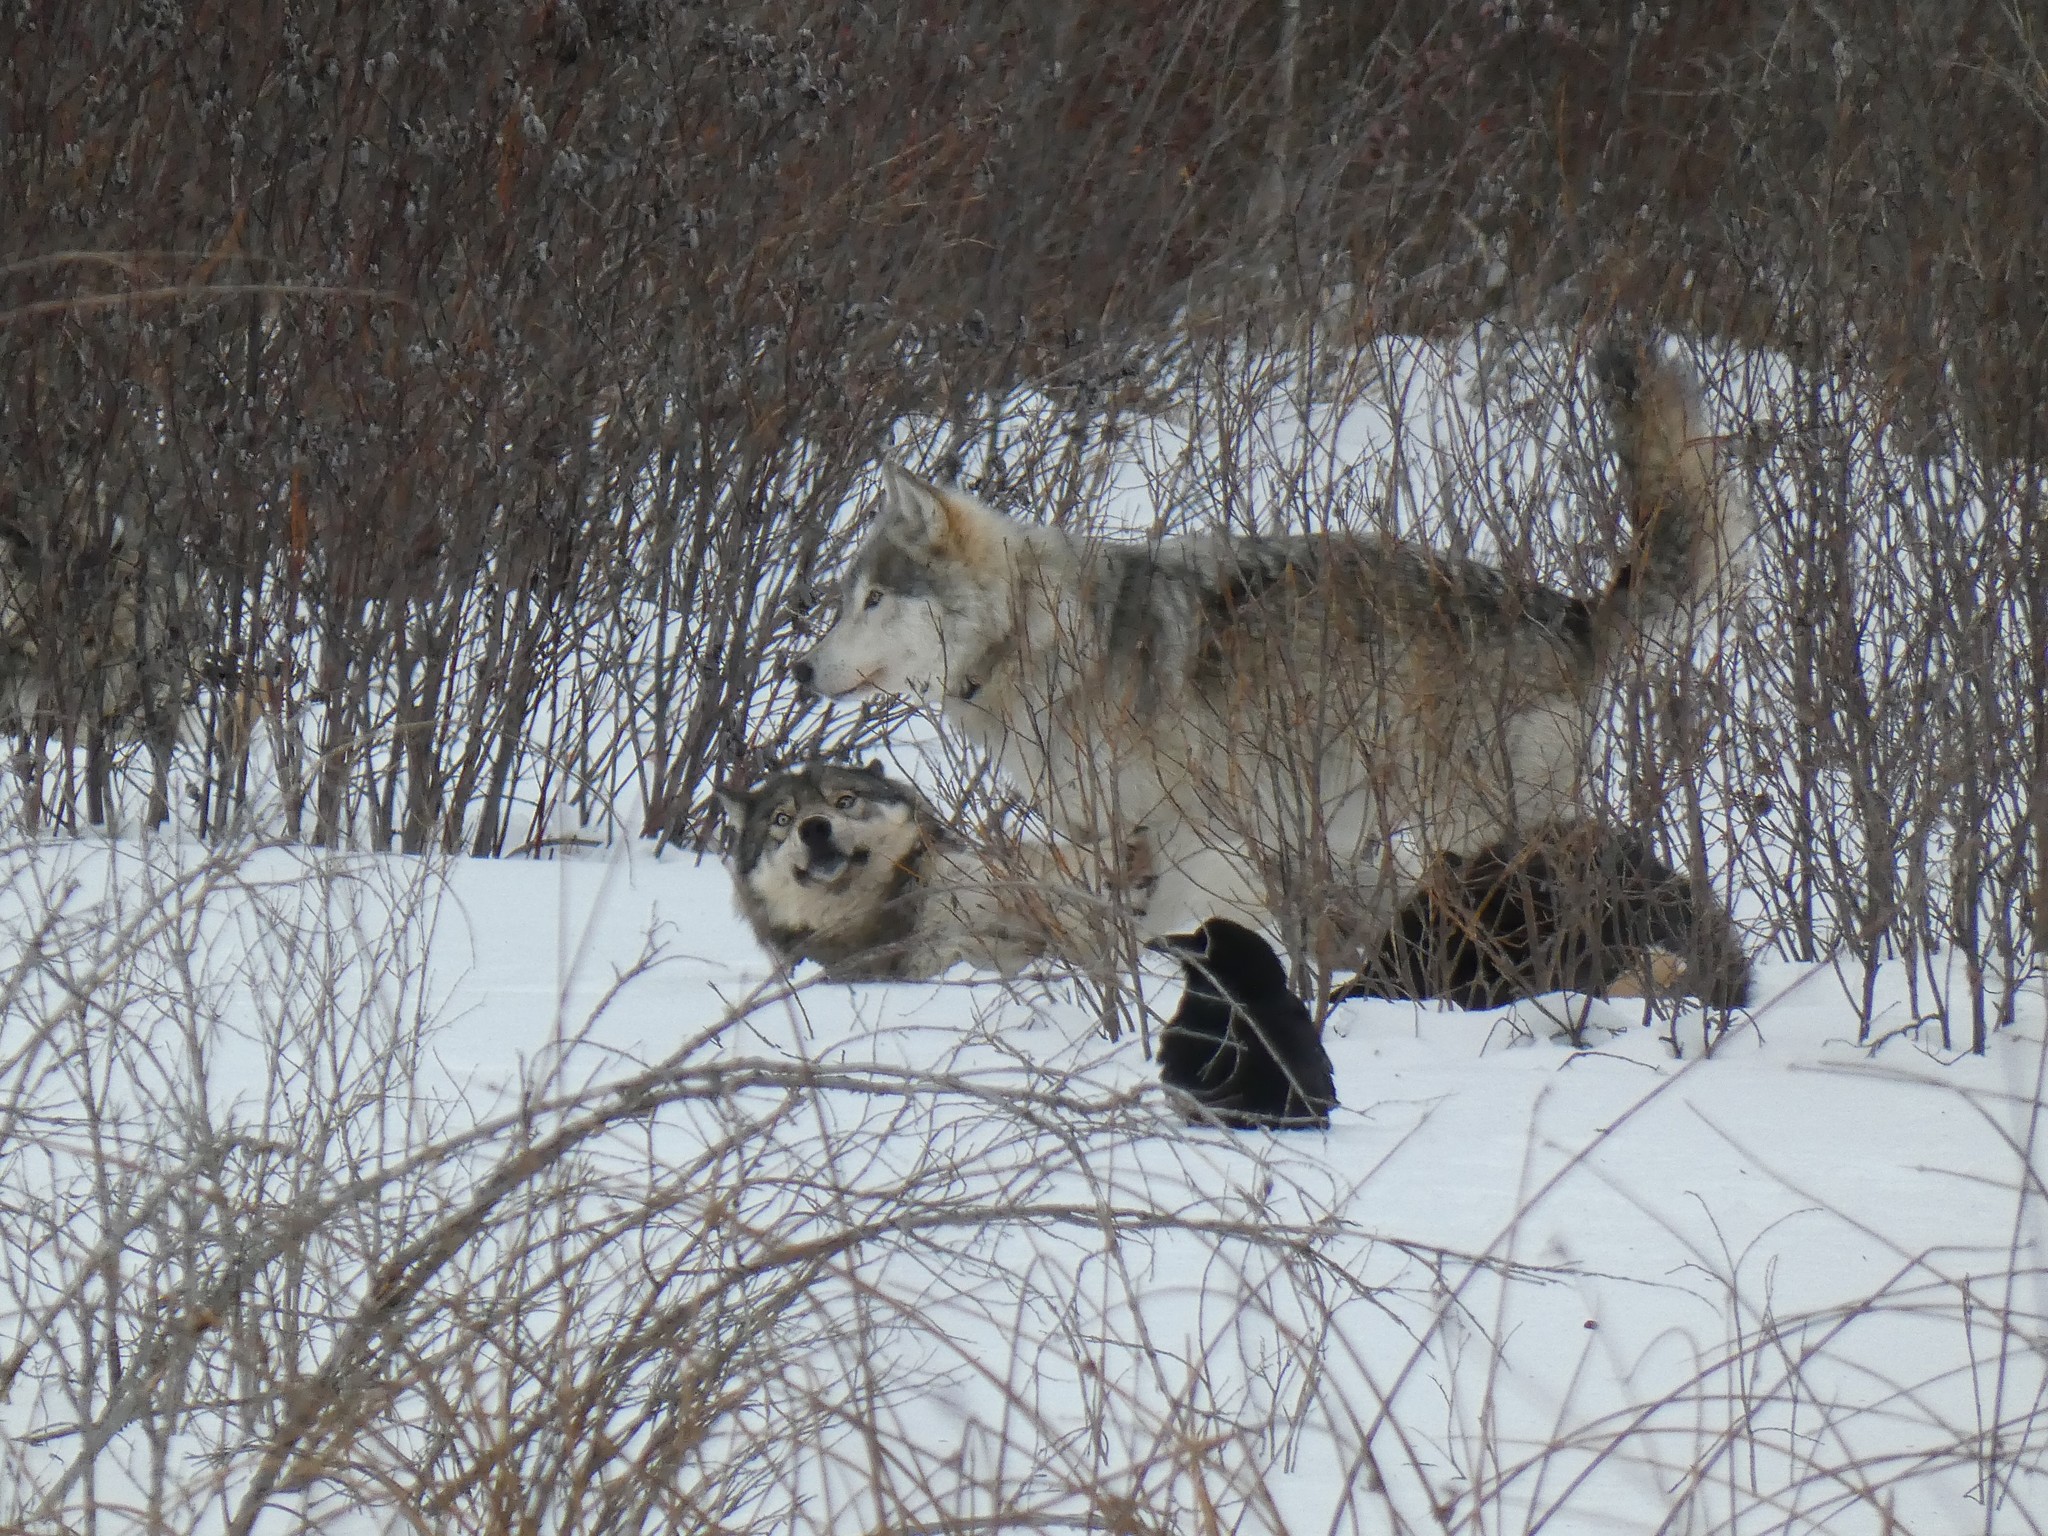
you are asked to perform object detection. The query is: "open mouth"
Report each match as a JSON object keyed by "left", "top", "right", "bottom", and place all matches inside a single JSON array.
[{"left": 795, "top": 848, "right": 870, "bottom": 886}]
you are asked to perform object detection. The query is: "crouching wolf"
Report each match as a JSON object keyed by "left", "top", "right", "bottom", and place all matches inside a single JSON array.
[
  {"left": 716, "top": 761, "right": 1138, "bottom": 981},
  {"left": 795, "top": 339, "right": 1748, "bottom": 952},
  {"left": 1332, "top": 819, "right": 1752, "bottom": 1011}
]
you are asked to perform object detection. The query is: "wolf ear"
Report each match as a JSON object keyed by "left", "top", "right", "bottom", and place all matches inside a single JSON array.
[
  {"left": 711, "top": 787, "right": 751, "bottom": 826},
  {"left": 879, "top": 457, "right": 973, "bottom": 551},
  {"left": 865, "top": 757, "right": 888, "bottom": 778}
]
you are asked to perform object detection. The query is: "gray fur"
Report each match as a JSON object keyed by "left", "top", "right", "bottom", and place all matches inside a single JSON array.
[
  {"left": 1591, "top": 336, "right": 1753, "bottom": 656},
  {"left": 718, "top": 763, "right": 934, "bottom": 979},
  {"left": 719, "top": 761, "right": 1132, "bottom": 979},
  {"left": 799, "top": 343, "right": 1748, "bottom": 948}
]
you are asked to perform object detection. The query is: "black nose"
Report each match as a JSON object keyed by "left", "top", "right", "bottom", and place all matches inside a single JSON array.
[
  {"left": 798, "top": 816, "right": 834, "bottom": 850},
  {"left": 791, "top": 657, "right": 815, "bottom": 690}
]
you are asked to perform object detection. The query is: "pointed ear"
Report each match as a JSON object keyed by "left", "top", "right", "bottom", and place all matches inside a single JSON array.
[
  {"left": 865, "top": 758, "right": 888, "bottom": 778},
  {"left": 878, "top": 458, "right": 946, "bottom": 544},
  {"left": 711, "top": 787, "right": 751, "bottom": 826}
]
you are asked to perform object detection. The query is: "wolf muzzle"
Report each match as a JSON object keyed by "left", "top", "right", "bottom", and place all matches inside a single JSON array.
[{"left": 796, "top": 815, "right": 864, "bottom": 882}]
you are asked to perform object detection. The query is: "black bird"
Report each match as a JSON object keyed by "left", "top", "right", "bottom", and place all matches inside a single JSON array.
[
  {"left": 1152, "top": 919, "right": 1337, "bottom": 1130},
  {"left": 1330, "top": 821, "right": 1751, "bottom": 1012}
]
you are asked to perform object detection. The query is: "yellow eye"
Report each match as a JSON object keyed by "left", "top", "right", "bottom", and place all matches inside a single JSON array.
[{"left": 835, "top": 792, "right": 857, "bottom": 810}]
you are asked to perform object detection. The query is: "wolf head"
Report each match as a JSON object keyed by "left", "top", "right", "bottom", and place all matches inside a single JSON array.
[
  {"left": 715, "top": 762, "right": 933, "bottom": 963},
  {"left": 793, "top": 461, "right": 1018, "bottom": 701}
]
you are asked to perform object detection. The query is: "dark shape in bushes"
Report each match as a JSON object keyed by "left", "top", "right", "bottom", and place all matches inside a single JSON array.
[
  {"left": 1332, "top": 821, "right": 1751, "bottom": 1012},
  {"left": 1153, "top": 918, "right": 1336, "bottom": 1129}
]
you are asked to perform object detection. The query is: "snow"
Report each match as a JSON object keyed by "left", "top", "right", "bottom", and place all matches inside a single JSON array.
[
  {"left": 6, "top": 833, "right": 2042, "bottom": 1533},
  {"left": 5, "top": 325, "right": 2039, "bottom": 1532}
]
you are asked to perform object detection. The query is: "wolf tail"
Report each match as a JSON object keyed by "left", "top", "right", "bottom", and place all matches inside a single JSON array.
[{"left": 1591, "top": 337, "right": 1751, "bottom": 655}]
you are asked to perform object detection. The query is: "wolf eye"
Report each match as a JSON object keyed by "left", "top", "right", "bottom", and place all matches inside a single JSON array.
[
  {"left": 862, "top": 588, "right": 883, "bottom": 611},
  {"left": 834, "top": 792, "right": 857, "bottom": 810},
  {"left": 771, "top": 809, "right": 792, "bottom": 828}
]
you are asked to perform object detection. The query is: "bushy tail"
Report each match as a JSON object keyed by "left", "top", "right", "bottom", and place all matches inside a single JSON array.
[{"left": 1592, "top": 337, "right": 1751, "bottom": 655}]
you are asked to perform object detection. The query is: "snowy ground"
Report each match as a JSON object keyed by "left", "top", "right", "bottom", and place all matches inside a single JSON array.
[
  {"left": 3, "top": 327, "right": 2040, "bottom": 1531},
  {"left": 5, "top": 834, "right": 2042, "bottom": 1534}
]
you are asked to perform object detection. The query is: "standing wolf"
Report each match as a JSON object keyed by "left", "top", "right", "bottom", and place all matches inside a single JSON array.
[{"left": 795, "top": 340, "right": 1747, "bottom": 947}]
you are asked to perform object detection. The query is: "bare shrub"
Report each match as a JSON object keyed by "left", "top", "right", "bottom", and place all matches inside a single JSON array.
[
  {"left": 0, "top": 0, "right": 1297, "bottom": 851},
  {"left": 2, "top": 841, "right": 2043, "bottom": 1530},
  {"left": 4, "top": 0, "right": 2046, "bottom": 1032}
]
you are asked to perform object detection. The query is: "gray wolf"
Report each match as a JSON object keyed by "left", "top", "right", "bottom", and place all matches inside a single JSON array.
[
  {"left": 1330, "top": 819, "right": 1752, "bottom": 1011},
  {"left": 716, "top": 760, "right": 1135, "bottom": 981},
  {"left": 794, "top": 338, "right": 1748, "bottom": 951},
  {"left": 1152, "top": 918, "right": 1337, "bottom": 1129}
]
